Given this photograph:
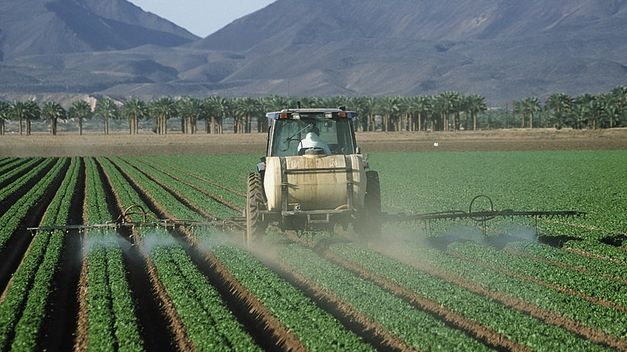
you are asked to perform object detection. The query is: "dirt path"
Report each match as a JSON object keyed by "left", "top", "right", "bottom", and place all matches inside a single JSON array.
[{"left": 1, "top": 128, "right": 626, "bottom": 156}]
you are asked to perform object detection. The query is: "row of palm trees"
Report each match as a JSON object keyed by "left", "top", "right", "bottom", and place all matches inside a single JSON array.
[
  {"left": 0, "top": 87, "right": 625, "bottom": 135},
  {"left": 514, "top": 87, "right": 627, "bottom": 129}
]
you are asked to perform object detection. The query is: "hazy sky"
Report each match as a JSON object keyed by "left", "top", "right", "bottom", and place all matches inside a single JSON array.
[{"left": 129, "top": 1, "right": 276, "bottom": 38}]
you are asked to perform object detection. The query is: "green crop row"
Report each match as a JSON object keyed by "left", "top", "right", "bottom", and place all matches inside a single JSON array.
[
  {"left": 0, "top": 158, "right": 66, "bottom": 251},
  {"left": 83, "top": 157, "right": 143, "bottom": 352},
  {"left": 98, "top": 157, "right": 159, "bottom": 223},
  {"left": 108, "top": 157, "right": 202, "bottom": 221},
  {"left": 0, "top": 158, "right": 35, "bottom": 183},
  {"left": 101, "top": 157, "right": 258, "bottom": 351},
  {"left": 275, "top": 241, "right": 489, "bottom": 351},
  {"left": 504, "top": 241, "right": 627, "bottom": 281},
  {"left": 370, "top": 151, "right": 627, "bottom": 240},
  {"left": 209, "top": 241, "right": 373, "bottom": 351},
  {"left": 448, "top": 241, "right": 627, "bottom": 307},
  {"left": 136, "top": 157, "right": 245, "bottom": 210},
  {"left": 149, "top": 155, "right": 255, "bottom": 194},
  {"left": 388, "top": 244, "right": 626, "bottom": 338},
  {"left": 0, "top": 158, "right": 53, "bottom": 204},
  {"left": 330, "top": 243, "right": 608, "bottom": 351},
  {"left": 564, "top": 240, "right": 627, "bottom": 265},
  {"left": 119, "top": 157, "right": 236, "bottom": 219},
  {"left": 0, "top": 157, "right": 78, "bottom": 351},
  {"left": 149, "top": 233, "right": 258, "bottom": 352}
]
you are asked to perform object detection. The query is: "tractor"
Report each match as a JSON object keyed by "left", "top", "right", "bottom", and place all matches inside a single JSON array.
[{"left": 245, "top": 108, "right": 380, "bottom": 245}]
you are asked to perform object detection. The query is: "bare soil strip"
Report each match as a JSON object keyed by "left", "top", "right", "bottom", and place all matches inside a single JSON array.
[
  {"left": 111, "top": 158, "right": 306, "bottom": 351},
  {"left": 73, "top": 245, "right": 89, "bottom": 352},
  {"left": 1, "top": 129, "right": 626, "bottom": 157},
  {"left": 321, "top": 248, "right": 530, "bottom": 352},
  {"left": 75, "top": 165, "right": 92, "bottom": 352},
  {"left": 448, "top": 251, "right": 627, "bottom": 313},
  {"left": 374, "top": 246, "right": 627, "bottom": 350}
]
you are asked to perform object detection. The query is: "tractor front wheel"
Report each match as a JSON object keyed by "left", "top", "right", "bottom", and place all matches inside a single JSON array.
[
  {"left": 355, "top": 170, "right": 382, "bottom": 238},
  {"left": 245, "top": 172, "right": 267, "bottom": 247}
]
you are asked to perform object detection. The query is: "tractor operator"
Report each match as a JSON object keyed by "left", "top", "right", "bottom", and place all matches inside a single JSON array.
[{"left": 297, "top": 126, "right": 331, "bottom": 154}]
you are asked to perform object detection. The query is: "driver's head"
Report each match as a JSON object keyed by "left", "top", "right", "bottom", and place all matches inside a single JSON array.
[
  {"left": 309, "top": 124, "right": 320, "bottom": 136},
  {"left": 304, "top": 131, "right": 319, "bottom": 140}
]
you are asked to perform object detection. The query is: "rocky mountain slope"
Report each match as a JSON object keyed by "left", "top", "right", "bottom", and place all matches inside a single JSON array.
[
  {"left": 1, "top": 0, "right": 626, "bottom": 105},
  {"left": 0, "top": 0, "right": 197, "bottom": 59}
]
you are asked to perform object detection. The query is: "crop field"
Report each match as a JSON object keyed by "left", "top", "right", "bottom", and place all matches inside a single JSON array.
[{"left": 0, "top": 150, "right": 625, "bottom": 351}]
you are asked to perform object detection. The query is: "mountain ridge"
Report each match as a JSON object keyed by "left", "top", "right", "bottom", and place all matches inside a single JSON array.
[{"left": 1, "top": 0, "right": 626, "bottom": 105}]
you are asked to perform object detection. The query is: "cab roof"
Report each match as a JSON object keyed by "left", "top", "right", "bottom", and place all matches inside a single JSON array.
[{"left": 266, "top": 108, "right": 357, "bottom": 120}]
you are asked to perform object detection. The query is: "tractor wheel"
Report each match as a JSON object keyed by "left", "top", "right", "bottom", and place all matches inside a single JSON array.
[
  {"left": 355, "top": 170, "right": 382, "bottom": 238},
  {"left": 245, "top": 172, "right": 267, "bottom": 247}
]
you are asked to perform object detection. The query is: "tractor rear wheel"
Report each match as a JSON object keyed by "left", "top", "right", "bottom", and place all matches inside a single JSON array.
[
  {"left": 355, "top": 170, "right": 382, "bottom": 238},
  {"left": 245, "top": 172, "right": 267, "bottom": 247}
]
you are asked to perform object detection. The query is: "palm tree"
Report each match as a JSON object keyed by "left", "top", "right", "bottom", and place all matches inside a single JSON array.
[
  {"left": 150, "top": 97, "right": 177, "bottom": 134},
  {"left": 177, "top": 97, "right": 201, "bottom": 134},
  {"left": 415, "top": 96, "right": 434, "bottom": 131},
  {"left": 121, "top": 98, "right": 148, "bottom": 135},
  {"left": 521, "top": 97, "right": 541, "bottom": 129},
  {"left": 545, "top": 93, "right": 572, "bottom": 129},
  {"left": 433, "top": 92, "right": 459, "bottom": 131},
  {"left": 376, "top": 96, "right": 400, "bottom": 132},
  {"left": 0, "top": 101, "right": 9, "bottom": 135},
  {"left": 41, "top": 101, "right": 66, "bottom": 136},
  {"left": 610, "top": 86, "right": 627, "bottom": 128},
  {"left": 572, "top": 94, "right": 596, "bottom": 129},
  {"left": 238, "top": 97, "right": 261, "bottom": 133},
  {"left": 11, "top": 101, "right": 40, "bottom": 135},
  {"left": 95, "top": 98, "right": 118, "bottom": 135},
  {"left": 203, "top": 96, "right": 227, "bottom": 134},
  {"left": 68, "top": 100, "right": 92, "bottom": 135},
  {"left": 466, "top": 95, "right": 487, "bottom": 130}
]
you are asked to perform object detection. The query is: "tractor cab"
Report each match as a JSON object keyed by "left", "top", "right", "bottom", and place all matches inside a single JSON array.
[{"left": 265, "top": 108, "right": 359, "bottom": 157}]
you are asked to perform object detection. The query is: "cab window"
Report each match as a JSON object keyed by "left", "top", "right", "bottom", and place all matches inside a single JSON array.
[{"left": 270, "top": 117, "right": 354, "bottom": 156}]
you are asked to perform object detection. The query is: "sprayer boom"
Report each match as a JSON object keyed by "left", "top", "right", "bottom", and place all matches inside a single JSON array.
[
  {"left": 382, "top": 195, "right": 585, "bottom": 235},
  {"left": 27, "top": 204, "right": 246, "bottom": 235}
]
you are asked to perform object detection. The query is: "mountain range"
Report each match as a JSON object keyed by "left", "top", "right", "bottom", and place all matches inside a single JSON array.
[{"left": 1, "top": 0, "right": 626, "bottom": 105}]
